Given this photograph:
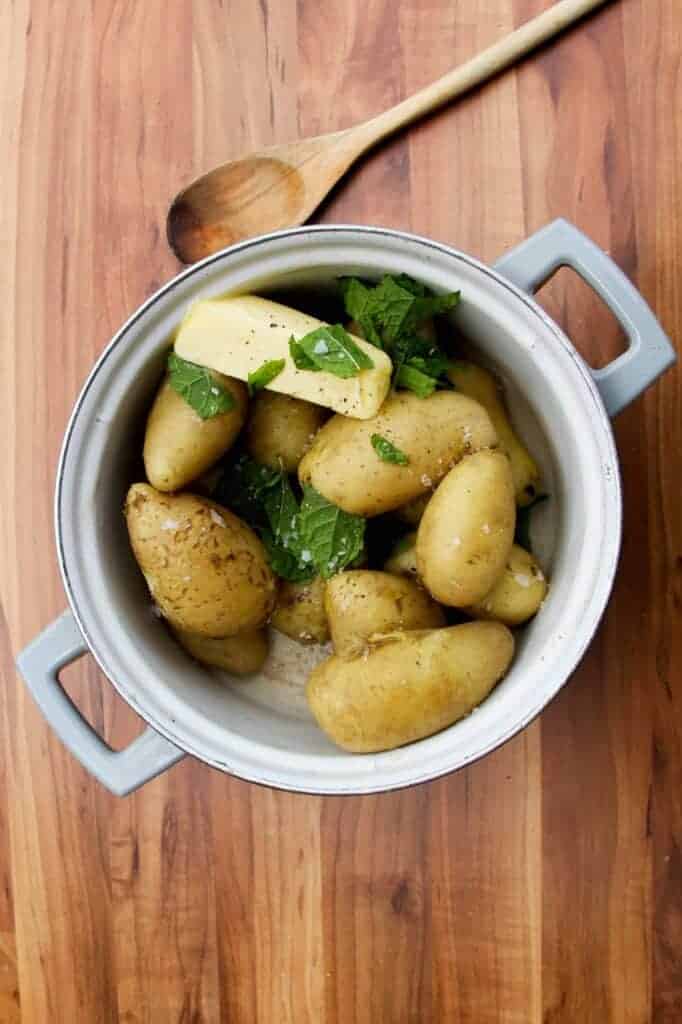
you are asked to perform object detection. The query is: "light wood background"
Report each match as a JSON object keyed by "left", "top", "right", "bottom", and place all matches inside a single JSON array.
[{"left": 1, "top": 1, "right": 680, "bottom": 1021}]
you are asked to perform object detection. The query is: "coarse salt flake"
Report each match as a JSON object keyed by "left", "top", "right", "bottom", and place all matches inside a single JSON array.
[
  {"left": 210, "top": 509, "right": 226, "bottom": 527},
  {"left": 514, "top": 573, "right": 532, "bottom": 588}
]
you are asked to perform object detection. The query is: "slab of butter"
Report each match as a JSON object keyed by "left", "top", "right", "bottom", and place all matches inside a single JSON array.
[{"left": 174, "top": 295, "right": 392, "bottom": 419}]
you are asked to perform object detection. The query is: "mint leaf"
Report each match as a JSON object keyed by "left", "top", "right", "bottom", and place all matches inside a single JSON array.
[
  {"left": 395, "top": 361, "right": 438, "bottom": 398},
  {"left": 357, "top": 276, "right": 460, "bottom": 346},
  {"left": 214, "top": 455, "right": 281, "bottom": 523},
  {"left": 293, "top": 324, "right": 374, "bottom": 379},
  {"left": 289, "top": 337, "right": 318, "bottom": 371},
  {"left": 514, "top": 494, "right": 549, "bottom": 553},
  {"left": 392, "top": 274, "right": 427, "bottom": 297},
  {"left": 167, "top": 352, "right": 235, "bottom": 419},
  {"left": 340, "top": 277, "right": 372, "bottom": 321},
  {"left": 217, "top": 456, "right": 318, "bottom": 582},
  {"left": 261, "top": 528, "right": 315, "bottom": 583},
  {"left": 263, "top": 474, "right": 300, "bottom": 550},
  {"left": 299, "top": 486, "right": 366, "bottom": 580},
  {"left": 339, "top": 278, "right": 384, "bottom": 347},
  {"left": 371, "top": 434, "right": 409, "bottom": 465},
  {"left": 248, "top": 358, "right": 285, "bottom": 395},
  {"left": 407, "top": 352, "right": 453, "bottom": 380}
]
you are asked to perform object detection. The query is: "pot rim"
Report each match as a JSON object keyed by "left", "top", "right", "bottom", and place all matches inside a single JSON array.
[{"left": 54, "top": 224, "right": 622, "bottom": 793}]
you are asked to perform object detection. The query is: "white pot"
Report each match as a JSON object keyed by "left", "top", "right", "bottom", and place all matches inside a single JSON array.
[{"left": 17, "top": 220, "right": 675, "bottom": 796}]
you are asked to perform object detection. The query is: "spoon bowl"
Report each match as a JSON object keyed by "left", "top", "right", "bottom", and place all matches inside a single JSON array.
[{"left": 168, "top": 132, "right": 360, "bottom": 264}]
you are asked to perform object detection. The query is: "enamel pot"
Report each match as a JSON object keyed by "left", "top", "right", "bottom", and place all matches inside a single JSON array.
[{"left": 16, "top": 220, "right": 675, "bottom": 795}]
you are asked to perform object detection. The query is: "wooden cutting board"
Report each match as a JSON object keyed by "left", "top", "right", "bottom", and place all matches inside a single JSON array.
[{"left": 0, "top": 1, "right": 679, "bottom": 1021}]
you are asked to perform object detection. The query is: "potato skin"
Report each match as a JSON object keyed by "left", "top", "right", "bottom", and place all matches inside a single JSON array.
[
  {"left": 417, "top": 450, "right": 516, "bottom": 607},
  {"left": 175, "top": 628, "right": 268, "bottom": 676},
  {"left": 384, "top": 533, "right": 418, "bottom": 578},
  {"left": 125, "top": 484, "right": 277, "bottom": 637},
  {"left": 466, "top": 544, "right": 547, "bottom": 626},
  {"left": 246, "top": 391, "right": 327, "bottom": 473},
  {"left": 325, "top": 570, "right": 445, "bottom": 657},
  {"left": 270, "top": 577, "right": 329, "bottom": 645},
  {"left": 448, "top": 361, "right": 540, "bottom": 505},
  {"left": 143, "top": 372, "right": 247, "bottom": 492},
  {"left": 298, "top": 391, "right": 497, "bottom": 516},
  {"left": 306, "top": 621, "right": 514, "bottom": 753}
]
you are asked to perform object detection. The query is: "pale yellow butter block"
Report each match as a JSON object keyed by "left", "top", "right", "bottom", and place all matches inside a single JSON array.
[{"left": 174, "top": 296, "right": 392, "bottom": 419}]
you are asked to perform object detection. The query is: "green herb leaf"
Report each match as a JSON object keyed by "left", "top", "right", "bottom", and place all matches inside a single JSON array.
[
  {"left": 514, "top": 494, "right": 550, "bottom": 553},
  {"left": 214, "top": 455, "right": 281, "bottom": 523},
  {"left": 260, "top": 528, "right": 316, "bottom": 583},
  {"left": 247, "top": 358, "right": 285, "bottom": 395},
  {"left": 299, "top": 486, "right": 366, "bottom": 580},
  {"left": 344, "top": 275, "right": 461, "bottom": 347},
  {"left": 289, "top": 337, "right": 318, "bottom": 371},
  {"left": 371, "top": 434, "right": 409, "bottom": 465},
  {"left": 395, "top": 361, "right": 438, "bottom": 398},
  {"left": 262, "top": 474, "right": 301, "bottom": 549},
  {"left": 167, "top": 352, "right": 236, "bottom": 419},
  {"left": 292, "top": 324, "right": 374, "bottom": 379},
  {"left": 339, "top": 278, "right": 384, "bottom": 347},
  {"left": 392, "top": 273, "right": 427, "bottom": 297},
  {"left": 216, "top": 456, "right": 318, "bottom": 582}
]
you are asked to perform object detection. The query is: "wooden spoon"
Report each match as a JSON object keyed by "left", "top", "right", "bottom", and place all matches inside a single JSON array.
[{"left": 168, "top": 0, "right": 612, "bottom": 263}]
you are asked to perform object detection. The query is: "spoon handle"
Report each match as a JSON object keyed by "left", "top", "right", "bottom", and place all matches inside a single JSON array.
[{"left": 354, "top": 0, "right": 613, "bottom": 148}]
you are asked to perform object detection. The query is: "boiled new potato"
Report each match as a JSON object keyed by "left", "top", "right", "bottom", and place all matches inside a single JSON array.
[
  {"left": 307, "top": 621, "right": 514, "bottom": 752},
  {"left": 447, "top": 361, "right": 540, "bottom": 505},
  {"left": 298, "top": 391, "right": 497, "bottom": 516},
  {"left": 384, "top": 532, "right": 418, "bottom": 578},
  {"left": 395, "top": 492, "right": 431, "bottom": 526},
  {"left": 466, "top": 544, "right": 547, "bottom": 626},
  {"left": 143, "top": 372, "right": 247, "bottom": 492},
  {"left": 246, "top": 392, "right": 327, "bottom": 473},
  {"left": 270, "top": 576, "right": 329, "bottom": 645},
  {"left": 175, "top": 628, "right": 268, "bottom": 676},
  {"left": 417, "top": 450, "right": 515, "bottom": 607},
  {"left": 125, "top": 484, "right": 277, "bottom": 637},
  {"left": 325, "top": 570, "right": 445, "bottom": 657}
]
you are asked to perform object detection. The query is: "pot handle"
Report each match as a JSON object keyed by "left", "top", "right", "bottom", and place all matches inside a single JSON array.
[
  {"left": 16, "top": 610, "right": 185, "bottom": 796},
  {"left": 494, "top": 218, "right": 676, "bottom": 416}
]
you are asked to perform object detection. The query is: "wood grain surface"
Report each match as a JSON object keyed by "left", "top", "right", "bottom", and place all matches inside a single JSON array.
[{"left": 0, "top": 1, "right": 679, "bottom": 1021}]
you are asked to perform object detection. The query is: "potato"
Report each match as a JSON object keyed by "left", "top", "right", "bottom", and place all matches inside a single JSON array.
[
  {"left": 125, "top": 484, "right": 277, "bottom": 637},
  {"left": 384, "top": 532, "right": 418, "bottom": 578},
  {"left": 447, "top": 361, "right": 540, "bottom": 505},
  {"left": 245, "top": 391, "right": 327, "bottom": 473},
  {"left": 325, "top": 570, "right": 445, "bottom": 657},
  {"left": 307, "top": 621, "right": 514, "bottom": 752},
  {"left": 417, "top": 450, "right": 515, "bottom": 607},
  {"left": 298, "top": 391, "right": 497, "bottom": 516},
  {"left": 466, "top": 544, "right": 547, "bottom": 626},
  {"left": 143, "top": 372, "right": 247, "bottom": 492},
  {"left": 270, "top": 577, "right": 329, "bottom": 645},
  {"left": 395, "top": 492, "right": 431, "bottom": 526},
  {"left": 175, "top": 628, "right": 268, "bottom": 676}
]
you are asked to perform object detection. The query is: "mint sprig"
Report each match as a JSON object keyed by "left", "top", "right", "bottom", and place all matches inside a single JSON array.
[
  {"left": 248, "top": 358, "right": 285, "bottom": 395},
  {"left": 371, "top": 434, "right": 409, "bottom": 465},
  {"left": 289, "top": 324, "right": 374, "bottom": 379},
  {"left": 167, "top": 352, "right": 235, "bottom": 419},
  {"left": 299, "top": 486, "right": 366, "bottom": 580}
]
